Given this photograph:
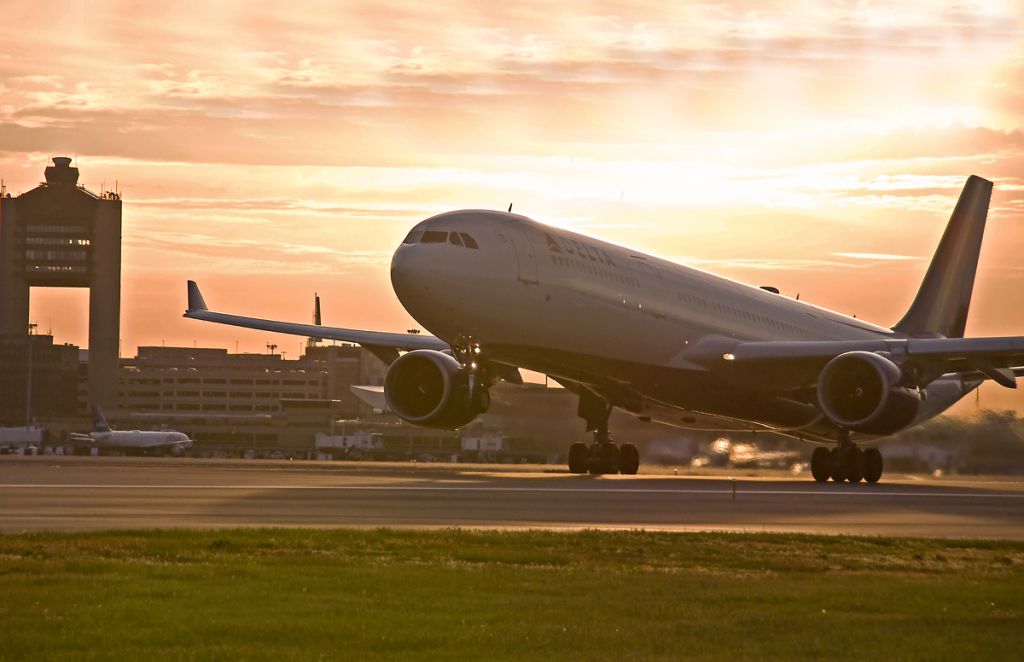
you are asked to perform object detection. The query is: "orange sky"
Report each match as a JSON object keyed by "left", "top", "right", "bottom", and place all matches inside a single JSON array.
[{"left": 3, "top": 1, "right": 1024, "bottom": 409}]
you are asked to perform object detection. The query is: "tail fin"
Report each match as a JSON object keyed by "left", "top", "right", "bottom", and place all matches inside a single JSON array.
[
  {"left": 892, "top": 175, "right": 993, "bottom": 338},
  {"left": 91, "top": 404, "right": 111, "bottom": 433}
]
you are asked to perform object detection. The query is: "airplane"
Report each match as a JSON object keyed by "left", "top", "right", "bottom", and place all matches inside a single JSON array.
[
  {"left": 70, "top": 405, "right": 194, "bottom": 455},
  {"left": 184, "top": 175, "right": 1023, "bottom": 483}
]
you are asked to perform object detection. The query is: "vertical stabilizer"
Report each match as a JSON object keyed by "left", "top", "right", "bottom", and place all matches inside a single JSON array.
[
  {"left": 892, "top": 175, "right": 993, "bottom": 338},
  {"left": 91, "top": 404, "right": 111, "bottom": 433}
]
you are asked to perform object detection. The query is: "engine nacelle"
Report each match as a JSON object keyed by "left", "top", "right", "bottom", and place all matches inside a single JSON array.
[
  {"left": 384, "top": 350, "right": 480, "bottom": 429},
  {"left": 816, "top": 351, "right": 921, "bottom": 435}
]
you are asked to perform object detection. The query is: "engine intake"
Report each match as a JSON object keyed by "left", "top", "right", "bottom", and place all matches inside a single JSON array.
[
  {"left": 816, "top": 351, "right": 921, "bottom": 435},
  {"left": 384, "top": 350, "right": 480, "bottom": 429}
]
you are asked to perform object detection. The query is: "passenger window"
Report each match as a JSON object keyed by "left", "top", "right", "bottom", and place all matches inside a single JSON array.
[
  {"left": 402, "top": 230, "right": 424, "bottom": 244},
  {"left": 421, "top": 231, "right": 447, "bottom": 243},
  {"left": 449, "top": 233, "right": 464, "bottom": 247},
  {"left": 460, "top": 233, "right": 479, "bottom": 249}
]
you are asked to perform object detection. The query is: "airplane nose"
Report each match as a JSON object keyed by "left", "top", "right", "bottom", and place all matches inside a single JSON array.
[{"left": 390, "top": 244, "right": 417, "bottom": 301}]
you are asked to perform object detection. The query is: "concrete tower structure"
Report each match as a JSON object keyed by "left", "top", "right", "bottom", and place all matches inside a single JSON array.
[{"left": 0, "top": 157, "right": 122, "bottom": 413}]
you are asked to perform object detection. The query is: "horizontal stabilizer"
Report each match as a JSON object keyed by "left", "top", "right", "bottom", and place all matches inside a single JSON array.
[{"left": 975, "top": 364, "right": 1017, "bottom": 388}]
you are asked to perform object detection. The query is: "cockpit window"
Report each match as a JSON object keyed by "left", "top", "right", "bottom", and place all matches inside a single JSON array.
[
  {"left": 404, "top": 229, "right": 478, "bottom": 248},
  {"left": 421, "top": 230, "right": 448, "bottom": 243}
]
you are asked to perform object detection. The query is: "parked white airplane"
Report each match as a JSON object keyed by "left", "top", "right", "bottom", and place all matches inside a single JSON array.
[
  {"left": 185, "top": 175, "right": 1021, "bottom": 483},
  {"left": 70, "top": 405, "right": 193, "bottom": 454}
]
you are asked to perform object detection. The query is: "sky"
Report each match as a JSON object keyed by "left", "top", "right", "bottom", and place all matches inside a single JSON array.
[{"left": 3, "top": 0, "right": 1024, "bottom": 409}]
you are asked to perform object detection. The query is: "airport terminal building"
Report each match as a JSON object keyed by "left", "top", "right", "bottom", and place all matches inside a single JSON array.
[{"left": 117, "top": 344, "right": 389, "bottom": 453}]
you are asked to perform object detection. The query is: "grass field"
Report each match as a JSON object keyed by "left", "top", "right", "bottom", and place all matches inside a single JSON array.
[{"left": 1, "top": 529, "right": 1022, "bottom": 661}]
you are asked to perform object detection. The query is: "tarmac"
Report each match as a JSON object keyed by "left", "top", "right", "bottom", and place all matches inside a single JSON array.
[{"left": 2, "top": 456, "right": 1023, "bottom": 538}]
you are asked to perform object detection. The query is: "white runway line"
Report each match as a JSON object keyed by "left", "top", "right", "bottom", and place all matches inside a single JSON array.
[{"left": 1, "top": 484, "right": 1023, "bottom": 498}]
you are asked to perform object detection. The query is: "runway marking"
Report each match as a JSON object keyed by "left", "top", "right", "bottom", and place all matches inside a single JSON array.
[{"left": 1, "top": 484, "right": 1023, "bottom": 499}]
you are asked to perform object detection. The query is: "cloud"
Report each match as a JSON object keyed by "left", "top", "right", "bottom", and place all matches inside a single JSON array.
[
  {"left": 670, "top": 257, "right": 870, "bottom": 272},
  {"left": 4, "top": 0, "right": 1024, "bottom": 351},
  {"left": 126, "top": 230, "right": 392, "bottom": 275},
  {"left": 832, "top": 252, "right": 920, "bottom": 261}
]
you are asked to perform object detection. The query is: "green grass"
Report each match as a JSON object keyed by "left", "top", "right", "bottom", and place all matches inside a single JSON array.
[{"left": 1, "top": 529, "right": 1022, "bottom": 661}]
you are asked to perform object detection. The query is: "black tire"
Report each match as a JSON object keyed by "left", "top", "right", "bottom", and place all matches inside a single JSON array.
[
  {"left": 863, "top": 448, "right": 883, "bottom": 484},
  {"left": 845, "top": 447, "right": 865, "bottom": 484},
  {"left": 568, "top": 442, "right": 588, "bottom": 474},
  {"left": 619, "top": 444, "right": 640, "bottom": 475},
  {"left": 829, "top": 448, "right": 846, "bottom": 482},
  {"left": 810, "top": 447, "right": 831, "bottom": 482},
  {"left": 588, "top": 442, "right": 619, "bottom": 475}
]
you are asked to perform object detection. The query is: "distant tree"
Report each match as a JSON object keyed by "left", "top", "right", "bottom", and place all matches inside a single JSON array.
[{"left": 891, "top": 410, "right": 1024, "bottom": 474}]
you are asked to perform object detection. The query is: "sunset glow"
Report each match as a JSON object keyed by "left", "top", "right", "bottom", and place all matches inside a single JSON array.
[{"left": 4, "top": 1, "right": 1024, "bottom": 409}]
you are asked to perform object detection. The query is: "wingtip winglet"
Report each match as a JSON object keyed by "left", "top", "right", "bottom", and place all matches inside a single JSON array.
[{"left": 186, "top": 280, "right": 208, "bottom": 313}]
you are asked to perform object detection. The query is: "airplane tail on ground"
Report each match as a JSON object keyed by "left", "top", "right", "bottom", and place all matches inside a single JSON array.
[
  {"left": 91, "top": 404, "right": 111, "bottom": 433},
  {"left": 892, "top": 175, "right": 993, "bottom": 338}
]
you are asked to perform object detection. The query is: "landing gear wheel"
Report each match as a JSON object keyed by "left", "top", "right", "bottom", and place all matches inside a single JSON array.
[
  {"left": 829, "top": 448, "right": 846, "bottom": 483},
  {"left": 619, "top": 444, "right": 640, "bottom": 475},
  {"left": 811, "top": 447, "right": 831, "bottom": 482},
  {"left": 568, "top": 442, "right": 589, "bottom": 474},
  {"left": 845, "top": 447, "right": 865, "bottom": 483},
  {"left": 863, "top": 448, "right": 883, "bottom": 484},
  {"left": 588, "top": 442, "right": 620, "bottom": 475}
]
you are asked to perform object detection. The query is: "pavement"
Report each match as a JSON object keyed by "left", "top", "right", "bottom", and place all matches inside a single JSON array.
[{"left": 2, "top": 456, "right": 1023, "bottom": 538}]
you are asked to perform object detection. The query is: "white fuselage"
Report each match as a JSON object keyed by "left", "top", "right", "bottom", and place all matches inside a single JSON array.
[
  {"left": 77, "top": 429, "right": 193, "bottom": 449},
  {"left": 390, "top": 210, "right": 971, "bottom": 442}
]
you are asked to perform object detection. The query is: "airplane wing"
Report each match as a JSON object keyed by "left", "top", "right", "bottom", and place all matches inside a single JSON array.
[
  {"left": 183, "top": 281, "right": 448, "bottom": 363},
  {"left": 350, "top": 385, "right": 388, "bottom": 410},
  {"left": 683, "top": 335, "right": 1024, "bottom": 390}
]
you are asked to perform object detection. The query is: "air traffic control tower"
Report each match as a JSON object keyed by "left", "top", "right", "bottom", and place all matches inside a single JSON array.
[{"left": 0, "top": 157, "right": 122, "bottom": 412}]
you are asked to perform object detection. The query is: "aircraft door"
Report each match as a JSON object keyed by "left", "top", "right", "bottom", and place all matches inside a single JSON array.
[
  {"left": 501, "top": 226, "right": 540, "bottom": 284},
  {"left": 631, "top": 257, "right": 668, "bottom": 319}
]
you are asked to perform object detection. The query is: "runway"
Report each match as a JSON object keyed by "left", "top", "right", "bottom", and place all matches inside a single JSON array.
[{"left": 2, "top": 457, "right": 1023, "bottom": 538}]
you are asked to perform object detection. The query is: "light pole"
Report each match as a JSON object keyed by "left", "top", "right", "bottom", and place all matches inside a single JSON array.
[{"left": 25, "top": 323, "right": 36, "bottom": 428}]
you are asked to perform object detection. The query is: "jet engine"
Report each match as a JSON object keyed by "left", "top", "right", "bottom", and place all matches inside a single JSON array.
[
  {"left": 384, "top": 350, "right": 483, "bottom": 429},
  {"left": 816, "top": 351, "right": 921, "bottom": 435}
]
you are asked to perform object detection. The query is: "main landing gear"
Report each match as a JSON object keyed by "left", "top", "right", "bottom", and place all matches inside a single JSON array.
[
  {"left": 568, "top": 430, "right": 640, "bottom": 475},
  {"left": 567, "top": 389, "right": 640, "bottom": 475},
  {"left": 810, "top": 431, "right": 883, "bottom": 484}
]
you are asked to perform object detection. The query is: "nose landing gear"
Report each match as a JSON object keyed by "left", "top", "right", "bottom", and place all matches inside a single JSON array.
[
  {"left": 452, "top": 338, "right": 491, "bottom": 417},
  {"left": 811, "top": 431, "right": 884, "bottom": 483}
]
